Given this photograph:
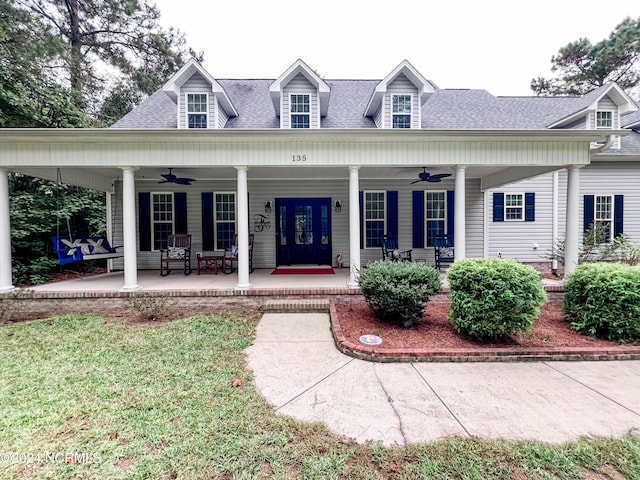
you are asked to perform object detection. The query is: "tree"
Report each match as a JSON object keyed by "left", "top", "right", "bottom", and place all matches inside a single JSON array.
[
  {"left": 15, "top": 0, "right": 202, "bottom": 124},
  {"left": 531, "top": 17, "right": 640, "bottom": 97},
  {"left": 0, "top": 0, "right": 87, "bottom": 127}
]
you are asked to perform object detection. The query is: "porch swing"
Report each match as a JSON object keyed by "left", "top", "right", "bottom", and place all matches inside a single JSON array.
[{"left": 50, "top": 171, "right": 123, "bottom": 265}]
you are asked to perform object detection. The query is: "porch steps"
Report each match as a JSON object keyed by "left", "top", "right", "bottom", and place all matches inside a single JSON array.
[{"left": 263, "top": 299, "right": 330, "bottom": 313}]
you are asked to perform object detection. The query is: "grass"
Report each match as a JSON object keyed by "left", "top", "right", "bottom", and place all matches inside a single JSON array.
[{"left": 0, "top": 312, "right": 639, "bottom": 479}]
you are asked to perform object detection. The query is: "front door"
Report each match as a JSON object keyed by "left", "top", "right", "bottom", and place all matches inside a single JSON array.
[{"left": 276, "top": 198, "right": 331, "bottom": 265}]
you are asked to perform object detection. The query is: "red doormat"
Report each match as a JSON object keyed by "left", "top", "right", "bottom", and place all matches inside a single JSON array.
[{"left": 271, "top": 268, "right": 335, "bottom": 275}]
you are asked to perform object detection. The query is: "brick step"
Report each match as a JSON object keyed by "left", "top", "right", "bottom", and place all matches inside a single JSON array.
[{"left": 263, "top": 299, "right": 330, "bottom": 313}]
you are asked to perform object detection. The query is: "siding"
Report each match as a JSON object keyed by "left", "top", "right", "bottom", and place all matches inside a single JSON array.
[
  {"left": 110, "top": 177, "right": 486, "bottom": 270},
  {"left": 282, "top": 73, "right": 319, "bottom": 128},
  {"left": 384, "top": 73, "right": 420, "bottom": 128},
  {"left": 178, "top": 73, "right": 217, "bottom": 129}
]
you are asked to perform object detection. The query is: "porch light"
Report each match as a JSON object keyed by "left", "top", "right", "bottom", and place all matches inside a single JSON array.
[
  {"left": 334, "top": 200, "right": 342, "bottom": 213},
  {"left": 264, "top": 201, "right": 272, "bottom": 213}
]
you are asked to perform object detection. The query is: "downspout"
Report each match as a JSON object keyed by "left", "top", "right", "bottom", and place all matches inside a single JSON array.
[{"left": 589, "top": 134, "right": 614, "bottom": 154}]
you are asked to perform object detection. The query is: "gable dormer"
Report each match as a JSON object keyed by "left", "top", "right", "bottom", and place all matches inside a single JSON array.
[
  {"left": 364, "top": 60, "right": 437, "bottom": 129},
  {"left": 269, "top": 59, "right": 330, "bottom": 129},
  {"left": 548, "top": 83, "right": 637, "bottom": 149},
  {"left": 163, "top": 58, "right": 238, "bottom": 129}
]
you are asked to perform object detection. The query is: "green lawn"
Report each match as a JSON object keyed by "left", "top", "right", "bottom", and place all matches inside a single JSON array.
[{"left": 0, "top": 312, "right": 639, "bottom": 479}]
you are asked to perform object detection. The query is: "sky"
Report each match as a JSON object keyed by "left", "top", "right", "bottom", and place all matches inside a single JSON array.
[{"left": 152, "top": 0, "right": 639, "bottom": 97}]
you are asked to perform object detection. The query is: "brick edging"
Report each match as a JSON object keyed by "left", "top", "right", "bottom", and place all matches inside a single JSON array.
[{"left": 329, "top": 303, "right": 640, "bottom": 363}]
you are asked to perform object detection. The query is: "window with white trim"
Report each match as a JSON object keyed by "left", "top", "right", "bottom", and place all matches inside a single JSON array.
[
  {"left": 215, "top": 192, "right": 236, "bottom": 250},
  {"left": 152, "top": 192, "right": 174, "bottom": 250},
  {"left": 364, "top": 191, "right": 385, "bottom": 248},
  {"left": 505, "top": 193, "right": 524, "bottom": 221},
  {"left": 596, "top": 111, "right": 613, "bottom": 129},
  {"left": 594, "top": 195, "right": 613, "bottom": 242},
  {"left": 290, "top": 94, "right": 310, "bottom": 128},
  {"left": 187, "top": 93, "right": 208, "bottom": 128},
  {"left": 425, "top": 191, "right": 446, "bottom": 246},
  {"left": 392, "top": 94, "right": 412, "bottom": 128}
]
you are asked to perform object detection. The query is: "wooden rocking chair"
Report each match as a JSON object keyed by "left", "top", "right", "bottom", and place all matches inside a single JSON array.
[{"left": 160, "top": 234, "right": 192, "bottom": 276}]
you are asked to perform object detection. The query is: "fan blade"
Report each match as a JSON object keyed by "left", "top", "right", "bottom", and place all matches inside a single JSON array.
[{"left": 426, "top": 173, "right": 452, "bottom": 182}]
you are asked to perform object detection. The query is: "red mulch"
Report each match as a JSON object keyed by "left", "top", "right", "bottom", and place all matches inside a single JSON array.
[{"left": 332, "top": 300, "right": 627, "bottom": 352}]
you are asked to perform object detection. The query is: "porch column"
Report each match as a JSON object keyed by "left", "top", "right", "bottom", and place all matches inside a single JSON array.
[
  {"left": 348, "top": 166, "right": 360, "bottom": 288},
  {"left": 564, "top": 165, "right": 581, "bottom": 275},
  {"left": 120, "top": 167, "right": 139, "bottom": 291},
  {"left": 235, "top": 166, "right": 251, "bottom": 290},
  {"left": 454, "top": 165, "right": 466, "bottom": 261},
  {"left": 0, "top": 169, "right": 15, "bottom": 293}
]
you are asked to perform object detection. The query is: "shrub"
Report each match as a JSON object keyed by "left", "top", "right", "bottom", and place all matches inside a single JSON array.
[
  {"left": 358, "top": 260, "right": 441, "bottom": 328},
  {"left": 564, "top": 262, "right": 640, "bottom": 342},
  {"left": 447, "top": 259, "right": 547, "bottom": 341}
]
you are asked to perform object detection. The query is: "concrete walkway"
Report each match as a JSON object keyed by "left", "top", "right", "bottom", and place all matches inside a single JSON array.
[{"left": 246, "top": 313, "right": 640, "bottom": 446}]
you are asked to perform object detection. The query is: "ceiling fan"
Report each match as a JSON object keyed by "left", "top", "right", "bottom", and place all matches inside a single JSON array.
[
  {"left": 410, "top": 167, "right": 452, "bottom": 184},
  {"left": 158, "top": 168, "right": 196, "bottom": 185}
]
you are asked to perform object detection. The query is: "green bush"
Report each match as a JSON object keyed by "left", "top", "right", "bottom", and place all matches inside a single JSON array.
[
  {"left": 358, "top": 260, "right": 441, "bottom": 327},
  {"left": 564, "top": 263, "right": 640, "bottom": 342},
  {"left": 447, "top": 259, "right": 547, "bottom": 341}
]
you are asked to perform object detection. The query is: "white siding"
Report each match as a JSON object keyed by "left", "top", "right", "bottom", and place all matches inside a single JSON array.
[
  {"left": 384, "top": 74, "right": 420, "bottom": 128},
  {"left": 282, "top": 74, "right": 319, "bottom": 128},
  {"left": 110, "top": 176, "right": 486, "bottom": 271},
  {"left": 178, "top": 73, "right": 217, "bottom": 129}
]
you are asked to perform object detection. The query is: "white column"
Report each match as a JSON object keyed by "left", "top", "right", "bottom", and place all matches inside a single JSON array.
[
  {"left": 348, "top": 166, "right": 361, "bottom": 288},
  {"left": 564, "top": 166, "right": 581, "bottom": 275},
  {"left": 454, "top": 165, "right": 466, "bottom": 261},
  {"left": 235, "top": 166, "right": 251, "bottom": 290},
  {"left": 120, "top": 167, "right": 139, "bottom": 291},
  {"left": 552, "top": 171, "right": 559, "bottom": 275},
  {"left": 0, "top": 169, "right": 15, "bottom": 293}
]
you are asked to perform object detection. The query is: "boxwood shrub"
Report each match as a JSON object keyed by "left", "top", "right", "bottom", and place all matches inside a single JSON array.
[
  {"left": 358, "top": 260, "right": 441, "bottom": 328},
  {"left": 564, "top": 262, "right": 640, "bottom": 342},
  {"left": 447, "top": 259, "right": 547, "bottom": 341}
]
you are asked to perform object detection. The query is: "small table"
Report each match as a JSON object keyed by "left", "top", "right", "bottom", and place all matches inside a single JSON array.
[{"left": 197, "top": 254, "right": 223, "bottom": 275}]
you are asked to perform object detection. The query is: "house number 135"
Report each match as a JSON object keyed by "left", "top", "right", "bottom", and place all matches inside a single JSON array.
[{"left": 292, "top": 155, "right": 307, "bottom": 162}]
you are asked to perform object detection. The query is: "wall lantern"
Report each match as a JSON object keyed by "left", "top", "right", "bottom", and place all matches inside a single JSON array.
[
  {"left": 334, "top": 200, "right": 342, "bottom": 213},
  {"left": 264, "top": 201, "right": 272, "bottom": 213}
]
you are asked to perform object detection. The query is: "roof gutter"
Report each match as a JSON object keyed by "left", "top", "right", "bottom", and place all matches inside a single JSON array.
[{"left": 589, "top": 134, "right": 614, "bottom": 154}]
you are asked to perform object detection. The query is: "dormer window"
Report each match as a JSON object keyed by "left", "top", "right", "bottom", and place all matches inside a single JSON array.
[
  {"left": 392, "top": 95, "right": 412, "bottom": 128},
  {"left": 187, "top": 93, "right": 208, "bottom": 128},
  {"left": 290, "top": 94, "right": 310, "bottom": 128},
  {"left": 596, "top": 111, "right": 613, "bottom": 129}
]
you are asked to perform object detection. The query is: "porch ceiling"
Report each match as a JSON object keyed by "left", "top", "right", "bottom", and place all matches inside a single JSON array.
[{"left": 13, "top": 165, "right": 523, "bottom": 191}]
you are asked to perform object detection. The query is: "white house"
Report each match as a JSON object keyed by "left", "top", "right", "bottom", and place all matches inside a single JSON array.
[{"left": 0, "top": 58, "right": 637, "bottom": 293}]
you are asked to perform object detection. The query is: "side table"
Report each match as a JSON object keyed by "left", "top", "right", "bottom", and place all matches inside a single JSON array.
[{"left": 197, "top": 254, "right": 223, "bottom": 275}]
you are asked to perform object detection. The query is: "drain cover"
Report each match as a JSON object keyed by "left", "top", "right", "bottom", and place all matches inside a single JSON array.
[{"left": 359, "top": 334, "right": 382, "bottom": 346}]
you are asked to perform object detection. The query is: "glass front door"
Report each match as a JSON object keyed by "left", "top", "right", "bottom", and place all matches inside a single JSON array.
[{"left": 276, "top": 198, "right": 331, "bottom": 265}]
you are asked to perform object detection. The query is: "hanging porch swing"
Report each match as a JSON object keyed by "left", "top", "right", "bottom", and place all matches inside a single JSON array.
[{"left": 50, "top": 170, "right": 123, "bottom": 265}]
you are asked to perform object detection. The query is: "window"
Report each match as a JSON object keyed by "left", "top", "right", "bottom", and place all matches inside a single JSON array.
[
  {"left": 364, "top": 191, "right": 386, "bottom": 248},
  {"left": 425, "top": 191, "right": 446, "bottom": 246},
  {"left": 505, "top": 193, "right": 524, "bottom": 221},
  {"left": 594, "top": 195, "right": 613, "bottom": 243},
  {"left": 152, "top": 193, "right": 173, "bottom": 250},
  {"left": 187, "top": 93, "right": 208, "bottom": 128},
  {"left": 290, "top": 94, "right": 310, "bottom": 128},
  {"left": 215, "top": 192, "right": 236, "bottom": 250},
  {"left": 392, "top": 95, "right": 412, "bottom": 128},
  {"left": 596, "top": 111, "right": 613, "bottom": 129}
]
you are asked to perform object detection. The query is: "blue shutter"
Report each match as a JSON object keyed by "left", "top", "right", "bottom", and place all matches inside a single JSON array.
[
  {"left": 525, "top": 192, "right": 535, "bottom": 222},
  {"left": 359, "top": 191, "right": 363, "bottom": 249},
  {"left": 174, "top": 192, "right": 188, "bottom": 234},
  {"left": 202, "top": 192, "right": 214, "bottom": 250},
  {"left": 387, "top": 191, "right": 398, "bottom": 238},
  {"left": 493, "top": 193, "right": 504, "bottom": 222},
  {"left": 412, "top": 191, "right": 424, "bottom": 248},
  {"left": 584, "top": 195, "right": 594, "bottom": 232},
  {"left": 138, "top": 192, "right": 151, "bottom": 251},
  {"left": 446, "top": 190, "right": 454, "bottom": 241},
  {"left": 614, "top": 195, "right": 624, "bottom": 237}
]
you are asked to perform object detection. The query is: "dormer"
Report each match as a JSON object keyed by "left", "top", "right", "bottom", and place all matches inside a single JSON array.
[
  {"left": 269, "top": 59, "right": 330, "bottom": 129},
  {"left": 364, "top": 60, "right": 437, "bottom": 129},
  {"left": 548, "top": 83, "right": 637, "bottom": 149},
  {"left": 163, "top": 58, "right": 238, "bottom": 129}
]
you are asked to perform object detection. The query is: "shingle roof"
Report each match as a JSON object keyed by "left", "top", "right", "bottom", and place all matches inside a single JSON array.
[{"left": 112, "top": 91, "right": 176, "bottom": 128}]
